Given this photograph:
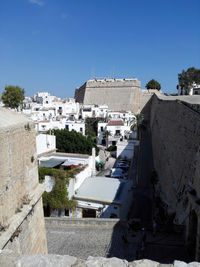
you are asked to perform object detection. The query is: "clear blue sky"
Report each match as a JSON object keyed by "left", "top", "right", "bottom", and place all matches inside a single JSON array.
[{"left": 0, "top": 0, "right": 199, "bottom": 97}]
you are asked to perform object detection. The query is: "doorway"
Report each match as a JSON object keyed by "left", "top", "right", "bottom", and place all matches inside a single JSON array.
[{"left": 82, "top": 208, "right": 96, "bottom": 218}]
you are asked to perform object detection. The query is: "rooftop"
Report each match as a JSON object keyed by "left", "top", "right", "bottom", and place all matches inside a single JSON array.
[
  {"left": 107, "top": 120, "right": 124, "bottom": 126},
  {"left": 74, "top": 177, "right": 128, "bottom": 204},
  {"left": 40, "top": 158, "right": 64, "bottom": 168}
]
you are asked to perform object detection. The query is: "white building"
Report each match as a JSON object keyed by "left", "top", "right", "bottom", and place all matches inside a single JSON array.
[
  {"left": 98, "top": 119, "right": 132, "bottom": 146},
  {"left": 39, "top": 151, "right": 97, "bottom": 217},
  {"left": 35, "top": 118, "right": 67, "bottom": 132},
  {"left": 107, "top": 110, "right": 136, "bottom": 126},
  {"left": 36, "top": 134, "right": 56, "bottom": 156},
  {"left": 73, "top": 177, "right": 132, "bottom": 219},
  {"left": 23, "top": 93, "right": 80, "bottom": 122},
  {"left": 65, "top": 120, "right": 85, "bottom": 135},
  {"left": 178, "top": 82, "right": 200, "bottom": 95},
  {"left": 81, "top": 104, "right": 108, "bottom": 119}
]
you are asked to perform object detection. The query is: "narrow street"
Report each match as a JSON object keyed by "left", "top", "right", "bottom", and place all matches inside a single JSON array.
[
  {"left": 124, "top": 125, "right": 190, "bottom": 263},
  {"left": 128, "top": 126, "right": 154, "bottom": 226}
]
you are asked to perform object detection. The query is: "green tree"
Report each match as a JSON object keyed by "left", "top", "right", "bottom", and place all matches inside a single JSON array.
[
  {"left": 50, "top": 129, "right": 98, "bottom": 155},
  {"left": 85, "top": 117, "right": 104, "bottom": 137},
  {"left": 146, "top": 79, "right": 161, "bottom": 90},
  {"left": 131, "top": 114, "right": 145, "bottom": 139},
  {"left": 177, "top": 67, "right": 200, "bottom": 95},
  {"left": 1, "top": 85, "right": 25, "bottom": 109}
]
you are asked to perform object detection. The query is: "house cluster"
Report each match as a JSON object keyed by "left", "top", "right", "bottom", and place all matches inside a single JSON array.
[
  {"left": 25, "top": 92, "right": 139, "bottom": 219},
  {"left": 36, "top": 133, "right": 138, "bottom": 219},
  {"left": 23, "top": 92, "right": 137, "bottom": 146}
]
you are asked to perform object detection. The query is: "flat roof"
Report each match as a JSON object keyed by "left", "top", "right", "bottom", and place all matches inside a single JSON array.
[
  {"left": 74, "top": 177, "right": 128, "bottom": 204},
  {"left": 40, "top": 158, "right": 64, "bottom": 168},
  {"left": 53, "top": 152, "right": 90, "bottom": 158},
  {"left": 62, "top": 160, "right": 79, "bottom": 166}
]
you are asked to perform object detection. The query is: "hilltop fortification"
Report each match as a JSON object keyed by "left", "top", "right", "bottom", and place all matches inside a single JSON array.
[
  {"left": 0, "top": 108, "right": 47, "bottom": 254},
  {"left": 75, "top": 78, "right": 141, "bottom": 113}
]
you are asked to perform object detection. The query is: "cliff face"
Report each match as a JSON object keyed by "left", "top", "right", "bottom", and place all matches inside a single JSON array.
[{"left": 0, "top": 108, "right": 47, "bottom": 254}]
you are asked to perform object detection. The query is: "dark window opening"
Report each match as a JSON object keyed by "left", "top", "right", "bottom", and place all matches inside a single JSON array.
[
  {"left": 82, "top": 208, "right": 96, "bottom": 218},
  {"left": 65, "top": 209, "right": 69, "bottom": 216}
]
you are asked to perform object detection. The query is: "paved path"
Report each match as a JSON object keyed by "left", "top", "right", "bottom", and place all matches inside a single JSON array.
[
  {"left": 97, "top": 157, "right": 115, "bottom": 177},
  {"left": 46, "top": 224, "right": 125, "bottom": 260},
  {"left": 46, "top": 222, "right": 189, "bottom": 263},
  {"left": 128, "top": 127, "right": 154, "bottom": 226}
]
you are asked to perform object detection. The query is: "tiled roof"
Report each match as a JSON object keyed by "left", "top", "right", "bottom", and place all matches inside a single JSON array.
[
  {"left": 39, "top": 120, "right": 50, "bottom": 123},
  {"left": 107, "top": 120, "right": 124, "bottom": 126}
]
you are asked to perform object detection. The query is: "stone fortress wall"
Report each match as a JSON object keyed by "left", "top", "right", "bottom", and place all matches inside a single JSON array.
[
  {"left": 147, "top": 95, "right": 200, "bottom": 261},
  {"left": 75, "top": 78, "right": 141, "bottom": 113},
  {"left": 0, "top": 108, "right": 47, "bottom": 254}
]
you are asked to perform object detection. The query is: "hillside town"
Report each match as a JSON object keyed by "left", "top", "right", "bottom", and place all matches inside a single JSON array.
[
  {"left": 20, "top": 87, "right": 139, "bottom": 219},
  {"left": 0, "top": 0, "right": 200, "bottom": 265}
]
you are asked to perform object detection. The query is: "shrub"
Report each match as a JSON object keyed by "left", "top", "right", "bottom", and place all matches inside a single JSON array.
[{"left": 107, "top": 145, "right": 117, "bottom": 151}]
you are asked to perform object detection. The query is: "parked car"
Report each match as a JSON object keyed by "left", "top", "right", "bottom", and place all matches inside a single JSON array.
[
  {"left": 110, "top": 168, "right": 124, "bottom": 178},
  {"left": 116, "top": 162, "right": 129, "bottom": 170}
]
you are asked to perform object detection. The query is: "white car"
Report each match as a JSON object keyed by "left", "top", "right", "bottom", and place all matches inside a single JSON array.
[{"left": 110, "top": 168, "right": 124, "bottom": 178}]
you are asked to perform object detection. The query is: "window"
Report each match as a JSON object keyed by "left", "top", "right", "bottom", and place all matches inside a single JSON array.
[
  {"left": 115, "top": 130, "right": 120, "bottom": 135},
  {"left": 101, "top": 126, "right": 104, "bottom": 132},
  {"left": 80, "top": 127, "right": 83, "bottom": 132},
  {"left": 65, "top": 125, "right": 69, "bottom": 130}
]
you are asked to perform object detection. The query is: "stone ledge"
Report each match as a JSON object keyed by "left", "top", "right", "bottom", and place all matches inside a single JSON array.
[
  {"left": 45, "top": 217, "right": 125, "bottom": 228},
  {"left": 0, "top": 184, "right": 44, "bottom": 249},
  {"left": 0, "top": 252, "right": 199, "bottom": 267}
]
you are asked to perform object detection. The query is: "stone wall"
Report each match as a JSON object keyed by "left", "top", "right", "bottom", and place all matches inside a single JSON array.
[
  {"left": 149, "top": 95, "right": 200, "bottom": 260},
  {"left": 75, "top": 79, "right": 141, "bottom": 113},
  {"left": 0, "top": 251, "right": 199, "bottom": 267},
  {"left": 0, "top": 108, "right": 47, "bottom": 254}
]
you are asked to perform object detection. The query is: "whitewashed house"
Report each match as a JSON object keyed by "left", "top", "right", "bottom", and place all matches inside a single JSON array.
[
  {"left": 81, "top": 104, "right": 108, "bottom": 119},
  {"left": 178, "top": 82, "right": 200, "bottom": 95},
  {"left": 73, "top": 177, "right": 132, "bottom": 219},
  {"left": 36, "top": 134, "right": 56, "bottom": 157},
  {"left": 97, "top": 119, "right": 131, "bottom": 146},
  {"left": 107, "top": 110, "right": 136, "bottom": 126},
  {"left": 65, "top": 120, "right": 85, "bottom": 135}
]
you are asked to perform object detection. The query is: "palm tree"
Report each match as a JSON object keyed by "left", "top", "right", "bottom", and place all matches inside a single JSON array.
[
  {"left": 130, "top": 113, "right": 145, "bottom": 139},
  {"left": 104, "top": 130, "right": 111, "bottom": 149}
]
